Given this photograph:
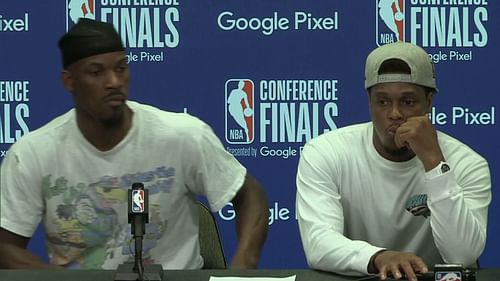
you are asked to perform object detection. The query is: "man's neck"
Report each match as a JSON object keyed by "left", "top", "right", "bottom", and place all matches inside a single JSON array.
[
  {"left": 77, "top": 106, "right": 133, "bottom": 151},
  {"left": 380, "top": 148, "right": 416, "bottom": 162}
]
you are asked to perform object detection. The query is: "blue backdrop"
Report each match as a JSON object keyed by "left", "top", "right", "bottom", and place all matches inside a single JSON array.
[{"left": 1, "top": 0, "right": 498, "bottom": 268}]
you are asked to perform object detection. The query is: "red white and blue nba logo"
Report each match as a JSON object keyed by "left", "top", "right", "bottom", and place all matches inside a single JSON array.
[
  {"left": 376, "top": 0, "right": 405, "bottom": 46},
  {"left": 225, "top": 79, "right": 255, "bottom": 144},
  {"left": 435, "top": 271, "right": 462, "bottom": 281},
  {"left": 66, "top": 0, "right": 96, "bottom": 30},
  {"left": 132, "top": 190, "right": 145, "bottom": 213}
]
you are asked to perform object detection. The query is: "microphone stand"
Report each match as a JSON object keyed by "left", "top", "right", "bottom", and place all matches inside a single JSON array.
[
  {"left": 114, "top": 183, "right": 163, "bottom": 281},
  {"left": 132, "top": 215, "right": 145, "bottom": 281}
]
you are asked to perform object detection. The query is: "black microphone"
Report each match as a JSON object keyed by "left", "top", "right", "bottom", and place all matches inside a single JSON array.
[
  {"left": 115, "top": 183, "right": 162, "bottom": 281},
  {"left": 128, "top": 182, "right": 149, "bottom": 238},
  {"left": 128, "top": 182, "right": 148, "bottom": 281}
]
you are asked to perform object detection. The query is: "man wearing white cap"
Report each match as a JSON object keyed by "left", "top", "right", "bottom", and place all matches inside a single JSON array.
[{"left": 296, "top": 42, "right": 491, "bottom": 281}]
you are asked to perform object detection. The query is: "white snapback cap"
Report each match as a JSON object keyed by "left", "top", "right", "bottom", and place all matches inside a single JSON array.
[{"left": 364, "top": 42, "right": 437, "bottom": 91}]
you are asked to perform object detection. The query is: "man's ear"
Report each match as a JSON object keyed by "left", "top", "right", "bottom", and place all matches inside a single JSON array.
[
  {"left": 426, "top": 92, "right": 434, "bottom": 113},
  {"left": 61, "top": 70, "right": 74, "bottom": 92}
]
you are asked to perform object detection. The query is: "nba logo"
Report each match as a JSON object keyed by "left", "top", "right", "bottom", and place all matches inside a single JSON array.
[
  {"left": 435, "top": 271, "right": 462, "bottom": 281},
  {"left": 66, "top": 0, "right": 96, "bottom": 30},
  {"left": 132, "top": 190, "right": 145, "bottom": 213},
  {"left": 376, "top": 0, "right": 405, "bottom": 46},
  {"left": 225, "top": 79, "right": 255, "bottom": 144}
]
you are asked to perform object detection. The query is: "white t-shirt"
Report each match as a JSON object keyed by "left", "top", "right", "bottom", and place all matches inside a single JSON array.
[
  {"left": 296, "top": 122, "right": 491, "bottom": 276},
  {"left": 0, "top": 101, "right": 246, "bottom": 269}
]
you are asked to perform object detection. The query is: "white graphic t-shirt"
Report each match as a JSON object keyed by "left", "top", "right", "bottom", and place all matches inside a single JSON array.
[{"left": 0, "top": 101, "right": 246, "bottom": 269}]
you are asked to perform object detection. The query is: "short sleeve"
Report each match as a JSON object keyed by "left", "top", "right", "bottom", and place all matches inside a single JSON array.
[
  {"left": 181, "top": 122, "right": 246, "bottom": 212},
  {"left": 1, "top": 144, "right": 44, "bottom": 237}
]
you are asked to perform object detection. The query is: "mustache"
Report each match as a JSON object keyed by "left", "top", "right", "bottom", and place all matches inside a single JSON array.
[{"left": 104, "top": 91, "right": 126, "bottom": 99}]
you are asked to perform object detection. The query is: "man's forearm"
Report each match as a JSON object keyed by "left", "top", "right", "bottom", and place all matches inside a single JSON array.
[
  {"left": 429, "top": 193, "right": 487, "bottom": 265},
  {"left": 233, "top": 205, "right": 267, "bottom": 267},
  {"left": 231, "top": 175, "right": 268, "bottom": 268},
  {"left": 0, "top": 243, "right": 60, "bottom": 269},
  {"left": 426, "top": 172, "right": 490, "bottom": 266}
]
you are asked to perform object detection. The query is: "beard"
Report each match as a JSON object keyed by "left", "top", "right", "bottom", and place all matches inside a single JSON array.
[
  {"left": 385, "top": 144, "right": 411, "bottom": 156},
  {"left": 373, "top": 129, "right": 416, "bottom": 161},
  {"left": 381, "top": 139, "right": 416, "bottom": 161},
  {"left": 100, "top": 104, "right": 129, "bottom": 128}
]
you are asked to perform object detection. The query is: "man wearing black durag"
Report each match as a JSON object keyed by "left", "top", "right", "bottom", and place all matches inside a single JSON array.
[{"left": 0, "top": 18, "right": 268, "bottom": 270}]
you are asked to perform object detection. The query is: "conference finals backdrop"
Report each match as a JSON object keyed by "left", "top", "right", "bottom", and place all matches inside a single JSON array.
[{"left": 1, "top": 0, "right": 499, "bottom": 268}]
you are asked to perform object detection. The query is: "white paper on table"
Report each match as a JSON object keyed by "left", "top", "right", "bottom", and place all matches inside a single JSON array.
[{"left": 209, "top": 275, "right": 296, "bottom": 281}]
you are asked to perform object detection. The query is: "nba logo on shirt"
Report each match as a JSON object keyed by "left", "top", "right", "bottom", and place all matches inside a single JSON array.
[
  {"left": 376, "top": 0, "right": 405, "bottom": 46},
  {"left": 225, "top": 79, "right": 255, "bottom": 144},
  {"left": 66, "top": 0, "right": 96, "bottom": 30},
  {"left": 132, "top": 190, "right": 145, "bottom": 213}
]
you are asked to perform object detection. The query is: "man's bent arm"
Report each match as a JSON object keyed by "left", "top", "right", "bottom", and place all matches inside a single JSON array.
[
  {"left": 425, "top": 158, "right": 491, "bottom": 266},
  {"left": 230, "top": 174, "right": 268, "bottom": 269},
  {"left": 296, "top": 144, "right": 384, "bottom": 276}
]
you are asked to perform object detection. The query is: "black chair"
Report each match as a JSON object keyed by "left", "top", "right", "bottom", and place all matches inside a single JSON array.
[{"left": 197, "top": 201, "right": 227, "bottom": 269}]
